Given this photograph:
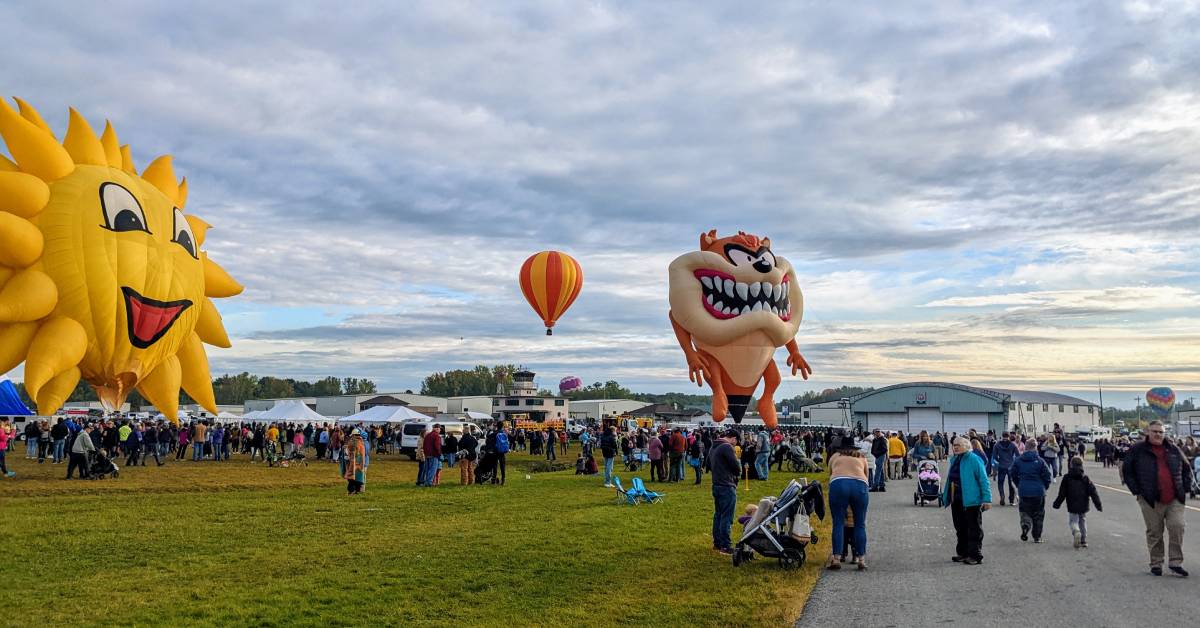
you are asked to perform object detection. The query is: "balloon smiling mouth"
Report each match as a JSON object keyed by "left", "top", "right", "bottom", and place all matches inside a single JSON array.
[
  {"left": 122, "top": 287, "right": 192, "bottom": 349},
  {"left": 694, "top": 269, "right": 791, "bottom": 321}
]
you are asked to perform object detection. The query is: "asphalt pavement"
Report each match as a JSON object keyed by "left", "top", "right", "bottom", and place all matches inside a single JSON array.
[{"left": 797, "top": 459, "right": 1198, "bottom": 627}]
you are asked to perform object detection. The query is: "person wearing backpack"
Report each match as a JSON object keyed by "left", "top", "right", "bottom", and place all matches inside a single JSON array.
[
  {"left": 599, "top": 426, "right": 618, "bottom": 487},
  {"left": 1053, "top": 456, "right": 1102, "bottom": 549},
  {"left": 491, "top": 422, "right": 510, "bottom": 485}
]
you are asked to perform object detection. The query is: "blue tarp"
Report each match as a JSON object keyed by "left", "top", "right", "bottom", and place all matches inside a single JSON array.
[{"left": 0, "top": 380, "right": 33, "bottom": 415}]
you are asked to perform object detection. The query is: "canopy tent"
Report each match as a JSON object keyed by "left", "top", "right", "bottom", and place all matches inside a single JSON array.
[
  {"left": 337, "top": 405, "right": 435, "bottom": 425},
  {"left": 0, "top": 380, "right": 32, "bottom": 415},
  {"left": 241, "top": 410, "right": 265, "bottom": 421},
  {"left": 464, "top": 411, "right": 494, "bottom": 422},
  {"left": 210, "top": 411, "right": 243, "bottom": 424},
  {"left": 254, "top": 400, "right": 328, "bottom": 423}
]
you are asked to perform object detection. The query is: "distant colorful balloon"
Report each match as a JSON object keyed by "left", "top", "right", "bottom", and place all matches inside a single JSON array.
[
  {"left": 1146, "top": 387, "right": 1175, "bottom": 418},
  {"left": 519, "top": 251, "right": 583, "bottom": 335},
  {"left": 559, "top": 376, "right": 583, "bottom": 394}
]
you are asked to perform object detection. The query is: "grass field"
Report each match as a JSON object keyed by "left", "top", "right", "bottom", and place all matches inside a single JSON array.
[{"left": 0, "top": 446, "right": 828, "bottom": 627}]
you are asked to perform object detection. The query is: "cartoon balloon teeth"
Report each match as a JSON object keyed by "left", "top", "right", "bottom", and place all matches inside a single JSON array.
[
  {"left": 694, "top": 269, "right": 792, "bottom": 321},
  {"left": 0, "top": 98, "right": 242, "bottom": 422}
]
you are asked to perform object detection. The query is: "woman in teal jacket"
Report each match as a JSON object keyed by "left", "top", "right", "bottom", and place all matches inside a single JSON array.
[{"left": 942, "top": 437, "right": 993, "bottom": 564}]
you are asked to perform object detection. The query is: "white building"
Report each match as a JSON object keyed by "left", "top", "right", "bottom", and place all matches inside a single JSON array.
[
  {"left": 568, "top": 399, "right": 647, "bottom": 422},
  {"left": 791, "top": 400, "right": 853, "bottom": 427},
  {"left": 995, "top": 389, "right": 1101, "bottom": 434}
]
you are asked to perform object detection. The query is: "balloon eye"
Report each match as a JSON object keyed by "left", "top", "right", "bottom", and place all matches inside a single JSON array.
[
  {"left": 172, "top": 208, "right": 197, "bottom": 258},
  {"left": 727, "top": 249, "right": 756, "bottom": 267},
  {"left": 99, "top": 183, "right": 149, "bottom": 233}
]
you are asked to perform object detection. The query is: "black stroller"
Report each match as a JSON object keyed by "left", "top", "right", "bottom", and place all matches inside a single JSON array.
[
  {"left": 733, "top": 479, "right": 825, "bottom": 570},
  {"left": 913, "top": 459, "right": 942, "bottom": 506},
  {"left": 475, "top": 448, "right": 498, "bottom": 484},
  {"left": 89, "top": 451, "right": 120, "bottom": 479}
]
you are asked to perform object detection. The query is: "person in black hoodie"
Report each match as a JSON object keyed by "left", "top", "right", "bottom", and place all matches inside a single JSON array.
[
  {"left": 869, "top": 429, "right": 888, "bottom": 492},
  {"left": 1052, "top": 456, "right": 1101, "bottom": 549},
  {"left": 1123, "top": 420, "right": 1190, "bottom": 577},
  {"left": 707, "top": 428, "right": 741, "bottom": 554}
]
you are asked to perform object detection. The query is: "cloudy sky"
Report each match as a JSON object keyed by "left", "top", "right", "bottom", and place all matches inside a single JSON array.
[{"left": 4, "top": 1, "right": 1199, "bottom": 408}]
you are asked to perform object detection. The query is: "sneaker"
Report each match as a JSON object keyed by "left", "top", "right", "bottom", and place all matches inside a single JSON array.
[
  {"left": 603, "top": 483, "right": 613, "bottom": 488},
  {"left": 951, "top": 555, "right": 965, "bottom": 562},
  {"left": 1169, "top": 566, "right": 1189, "bottom": 577},
  {"left": 1072, "top": 531, "right": 1081, "bottom": 549},
  {"left": 1033, "top": 538, "right": 1043, "bottom": 543},
  {"left": 1080, "top": 541, "right": 1088, "bottom": 548},
  {"left": 856, "top": 557, "right": 867, "bottom": 571},
  {"left": 879, "top": 487, "right": 886, "bottom": 492},
  {"left": 962, "top": 557, "right": 982, "bottom": 565},
  {"left": 999, "top": 499, "right": 1006, "bottom": 507},
  {"left": 4, "top": 471, "right": 14, "bottom": 478},
  {"left": 715, "top": 547, "right": 733, "bottom": 556},
  {"left": 1151, "top": 566, "right": 1163, "bottom": 576}
]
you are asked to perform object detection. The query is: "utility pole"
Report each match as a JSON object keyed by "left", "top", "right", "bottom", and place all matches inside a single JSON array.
[
  {"left": 1135, "top": 396, "right": 1142, "bottom": 425},
  {"left": 1097, "top": 381, "right": 1104, "bottom": 427}
]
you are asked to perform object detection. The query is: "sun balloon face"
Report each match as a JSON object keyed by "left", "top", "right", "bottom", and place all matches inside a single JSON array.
[{"left": 0, "top": 99, "right": 242, "bottom": 422}]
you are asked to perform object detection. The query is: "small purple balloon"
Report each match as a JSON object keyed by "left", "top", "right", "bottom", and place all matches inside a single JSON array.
[{"left": 559, "top": 376, "right": 583, "bottom": 394}]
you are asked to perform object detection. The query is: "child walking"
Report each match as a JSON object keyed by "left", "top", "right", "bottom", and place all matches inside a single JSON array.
[{"left": 1052, "top": 456, "right": 1102, "bottom": 548}]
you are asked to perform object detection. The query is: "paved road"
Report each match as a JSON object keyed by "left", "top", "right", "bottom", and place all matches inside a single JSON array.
[{"left": 797, "top": 460, "right": 1197, "bottom": 627}]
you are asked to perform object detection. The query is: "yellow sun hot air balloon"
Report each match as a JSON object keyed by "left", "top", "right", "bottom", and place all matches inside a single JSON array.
[{"left": 0, "top": 99, "right": 242, "bottom": 422}]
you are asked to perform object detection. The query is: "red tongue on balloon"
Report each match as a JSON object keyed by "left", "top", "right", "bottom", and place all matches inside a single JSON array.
[{"left": 122, "top": 287, "right": 192, "bottom": 348}]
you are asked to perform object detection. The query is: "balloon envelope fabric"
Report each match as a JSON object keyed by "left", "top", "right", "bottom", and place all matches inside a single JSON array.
[
  {"left": 1146, "top": 387, "right": 1175, "bottom": 418},
  {"left": 519, "top": 251, "right": 583, "bottom": 335}
]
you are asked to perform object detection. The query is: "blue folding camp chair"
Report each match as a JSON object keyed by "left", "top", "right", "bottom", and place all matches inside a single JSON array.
[
  {"left": 613, "top": 476, "right": 638, "bottom": 505},
  {"left": 630, "top": 476, "right": 664, "bottom": 504}
]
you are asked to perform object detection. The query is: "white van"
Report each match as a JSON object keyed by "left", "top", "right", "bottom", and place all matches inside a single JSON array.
[
  {"left": 1075, "top": 425, "right": 1112, "bottom": 444},
  {"left": 399, "top": 421, "right": 484, "bottom": 460}
]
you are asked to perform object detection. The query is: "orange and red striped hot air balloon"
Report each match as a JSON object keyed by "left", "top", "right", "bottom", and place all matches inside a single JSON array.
[{"left": 519, "top": 251, "right": 583, "bottom": 335}]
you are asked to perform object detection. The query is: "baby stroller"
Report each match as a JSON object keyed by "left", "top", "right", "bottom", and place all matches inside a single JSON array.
[
  {"left": 625, "top": 448, "right": 646, "bottom": 472},
  {"left": 475, "top": 448, "right": 498, "bottom": 484},
  {"left": 788, "top": 450, "right": 823, "bottom": 473},
  {"left": 89, "top": 451, "right": 120, "bottom": 479},
  {"left": 732, "top": 479, "right": 825, "bottom": 570},
  {"left": 913, "top": 459, "right": 941, "bottom": 506}
]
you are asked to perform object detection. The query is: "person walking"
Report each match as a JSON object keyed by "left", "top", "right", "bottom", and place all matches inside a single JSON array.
[
  {"left": 688, "top": 432, "right": 705, "bottom": 485},
  {"left": 869, "top": 428, "right": 888, "bottom": 492},
  {"left": 1052, "top": 456, "right": 1102, "bottom": 549},
  {"left": 754, "top": 426, "right": 771, "bottom": 482},
  {"left": 600, "top": 426, "right": 617, "bottom": 488},
  {"left": 419, "top": 426, "right": 442, "bottom": 487},
  {"left": 647, "top": 433, "right": 663, "bottom": 482},
  {"left": 887, "top": 431, "right": 907, "bottom": 481},
  {"left": 942, "top": 436, "right": 992, "bottom": 564},
  {"left": 991, "top": 433, "right": 1019, "bottom": 506},
  {"left": 341, "top": 428, "right": 367, "bottom": 495},
  {"left": 1123, "top": 420, "right": 1190, "bottom": 576},
  {"left": 0, "top": 418, "right": 16, "bottom": 477},
  {"left": 458, "top": 430, "right": 478, "bottom": 485},
  {"left": 708, "top": 428, "right": 741, "bottom": 555},
  {"left": 50, "top": 418, "right": 68, "bottom": 464},
  {"left": 1042, "top": 434, "right": 1062, "bottom": 478},
  {"left": 66, "top": 424, "right": 96, "bottom": 479},
  {"left": 827, "top": 435, "right": 870, "bottom": 570},
  {"left": 489, "top": 422, "right": 510, "bottom": 485},
  {"left": 669, "top": 428, "right": 687, "bottom": 482},
  {"left": 545, "top": 427, "right": 557, "bottom": 462},
  {"left": 1011, "top": 438, "right": 1053, "bottom": 543}
]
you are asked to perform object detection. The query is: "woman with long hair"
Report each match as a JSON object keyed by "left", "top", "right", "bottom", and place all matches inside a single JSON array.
[
  {"left": 341, "top": 428, "right": 367, "bottom": 495},
  {"left": 827, "top": 434, "right": 870, "bottom": 570}
]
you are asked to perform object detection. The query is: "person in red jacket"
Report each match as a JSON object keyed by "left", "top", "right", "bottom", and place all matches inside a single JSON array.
[
  {"left": 669, "top": 428, "right": 687, "bottom": 482},
  {"left": 419, "top": 425, "right": 443, "bottom": 487}
]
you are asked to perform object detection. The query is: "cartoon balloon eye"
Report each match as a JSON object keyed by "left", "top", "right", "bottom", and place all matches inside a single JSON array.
[
  {"left": 726, "top": 247, "right": 757, "bottom": 267},
  {"left": 172, "top": 208, "right": 197, "bottom": 258},
  {"left": 99, "top": 182, "right": 149, "bottom": 233},
  {"left": 757, "top": 251, "right": 776, "bottom": 269}
]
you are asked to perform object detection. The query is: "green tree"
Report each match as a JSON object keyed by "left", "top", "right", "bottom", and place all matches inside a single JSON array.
[
  {"left": 342, "top": 378, "right": 377, "bottom": 395},
  {"left": 421, "top": 365, "right": 515, "bottom": 397},
  {"left": 311, "top": 376, "right": 343, "bottom": 396},
  {"left": 213, "top": 372, "right": 258, "bottom": 405},
  {"left": 255, "top": 376, "right": 295, "bottom": 399}
]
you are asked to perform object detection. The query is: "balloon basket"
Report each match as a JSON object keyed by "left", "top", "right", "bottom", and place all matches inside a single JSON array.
[{"left": 546, "top": 328, "right": 553, "bottom": 336}]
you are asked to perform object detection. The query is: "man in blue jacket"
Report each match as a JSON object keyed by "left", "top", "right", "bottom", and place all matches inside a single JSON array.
[
  {"left": 991, "top": 433, "right": 1019, "bottom": 506},
  {"left": 1011, "top": 439, "right": 1053, "bottom": 542}
]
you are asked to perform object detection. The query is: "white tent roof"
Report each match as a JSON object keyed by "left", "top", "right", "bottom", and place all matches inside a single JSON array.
[
  {"left": 337, "top": 405, "right": 435, "bottom": 425},
  {"left": 241, "top": 410, "right": 265, "bottom": 420},
  {"left": 464, "top": 411, "right": 494, "bottom": 421},
  {"left": 255, "top": 399, "right": 328, "bottom": 423}
]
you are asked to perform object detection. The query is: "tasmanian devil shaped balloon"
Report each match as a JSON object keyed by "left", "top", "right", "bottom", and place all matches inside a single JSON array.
[
  {"left": 669, "top": 230, "right": 810, "bottom": 429},
  {"left": 0, "top": 99, "right": 242, "bottom": 422}
]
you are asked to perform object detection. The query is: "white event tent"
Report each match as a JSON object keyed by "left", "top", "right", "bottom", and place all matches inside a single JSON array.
[
  {"left": 254, "top": 400, "right": 328, "bottom": 423},
  {"left": 336, "top": 405, "right": 435, "bottom": 426}
]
